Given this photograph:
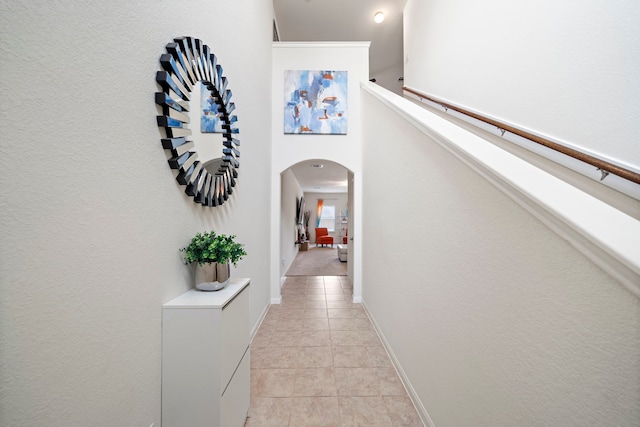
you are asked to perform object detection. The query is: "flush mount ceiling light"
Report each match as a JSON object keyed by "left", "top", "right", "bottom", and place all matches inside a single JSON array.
[{"left": 374, "top": 11, "right": 385, "bottom": 23}]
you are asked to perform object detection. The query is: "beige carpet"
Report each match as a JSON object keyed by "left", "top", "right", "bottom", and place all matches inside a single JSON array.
[{"left": 286, "top": 245, "right": 347, "bottom": 276}]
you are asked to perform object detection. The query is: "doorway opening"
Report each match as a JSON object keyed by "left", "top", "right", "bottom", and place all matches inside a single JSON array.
[{"left": 278, "top": 159, "right": 356, "bottom": 296}]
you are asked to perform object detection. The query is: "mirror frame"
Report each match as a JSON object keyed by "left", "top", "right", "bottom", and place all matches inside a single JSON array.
[{"left": 155, "top": 36, "right": 239, "bottom": 207}]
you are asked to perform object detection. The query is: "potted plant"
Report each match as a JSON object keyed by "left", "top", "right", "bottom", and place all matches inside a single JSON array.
[{"left": 180, "top": 230, "right": 247, "bottom": 291}]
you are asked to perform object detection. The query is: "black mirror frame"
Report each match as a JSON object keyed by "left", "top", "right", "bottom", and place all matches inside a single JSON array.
[{"left": 155, "top": 36, "right": 239, "bottom": 207}]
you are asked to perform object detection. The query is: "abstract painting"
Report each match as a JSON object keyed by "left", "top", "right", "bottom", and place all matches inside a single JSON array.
[
  {"left": 201, "top": 83, "right": 223, "bottom": 133},
  {"left": 284, "top": 70, "right": 347, "bottom": 134}
]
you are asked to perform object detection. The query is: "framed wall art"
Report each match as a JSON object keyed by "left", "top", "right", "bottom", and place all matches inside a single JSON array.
[{"left": 284, "top": 70, "right": 347, "bottom": 135}]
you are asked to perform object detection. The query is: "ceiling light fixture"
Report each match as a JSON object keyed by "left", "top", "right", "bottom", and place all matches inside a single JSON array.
[{"left": 374, "top": 11, "right": 385, "bottom": 23}]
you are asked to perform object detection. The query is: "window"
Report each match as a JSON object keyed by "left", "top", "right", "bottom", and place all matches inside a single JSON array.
[{"left": 318, "top": 205, "right": 335, "bottom": 232}]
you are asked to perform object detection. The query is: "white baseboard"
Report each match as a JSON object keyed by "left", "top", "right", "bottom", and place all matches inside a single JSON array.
[
  {"left": 251, "top": 303, "right": 272, "bottom": 341},
  {"left": 362, "top": 301, "right": 435, "bottom": 427}
]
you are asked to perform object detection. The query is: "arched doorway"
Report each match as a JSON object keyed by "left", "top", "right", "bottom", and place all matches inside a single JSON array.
[{"left": 271, "top": 159, "right": 360, "bottom": 304}]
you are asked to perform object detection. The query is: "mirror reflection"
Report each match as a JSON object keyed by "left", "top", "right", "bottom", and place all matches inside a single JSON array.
[
  {"left": 192, "top": 81, "right": 224, "bottom": 170},
  {"left": 203, "top": 158, "right": 225, "bottom": 175}
]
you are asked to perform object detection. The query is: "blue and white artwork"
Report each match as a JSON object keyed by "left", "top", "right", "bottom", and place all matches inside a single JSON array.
[
  {"left": 201, "top": 84, "right": 223, "bottom": 133},
  {"left": 284, "top": 70, "right": 347, "bottom": 134}
]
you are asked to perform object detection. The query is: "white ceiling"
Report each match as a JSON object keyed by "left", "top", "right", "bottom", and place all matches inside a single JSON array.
[
  {"left": 289, "top": 159, "right": 349, "bottom": 193},
  {"left": 273, "top": 0, "right": 405, "bottom": 82},
  {"left": 273, "top": 0, "right": 405, "bottom": 193}
]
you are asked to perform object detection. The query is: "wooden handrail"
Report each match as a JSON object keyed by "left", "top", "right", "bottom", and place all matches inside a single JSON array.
[{"left": 403, "top": 86, "right": 640, "bottom": 185}]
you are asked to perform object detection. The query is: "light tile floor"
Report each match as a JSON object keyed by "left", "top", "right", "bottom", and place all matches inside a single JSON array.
[{"left": 246, "top": 275, "right": 423, "bottom": 427}]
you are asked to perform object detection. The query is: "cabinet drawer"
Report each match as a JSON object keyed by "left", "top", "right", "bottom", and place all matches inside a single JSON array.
[
  {"left": 221, "top": 348, "right": 250, "bottom": 427},
  {"left": 220, "top": 283, "right": 250, "bottom": 391}
]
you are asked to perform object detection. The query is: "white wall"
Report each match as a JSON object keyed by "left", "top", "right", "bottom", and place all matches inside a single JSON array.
[
  {"left": 361, "top": 87, "right": 640, "bottom": 426},
  {"left": 347, "top": 171, "right": 355, "bottom": 280},
  {"left": 403, "top": 0, "right": 640, "bottom": 171},
  {"left": 371, "top": 65, "right": 404, "bottom": 96},
  {"left": 280, "top": 169, "right": 304, "bottom": 277},
  {"left": 403, "top": 96, "right": 640, "bottom": 219},
  {"left": 270, "top": 42, "right": 369, "bottom": 302},
  {"left": 0, "top": 1, "right": 273, "bottom": 426}
]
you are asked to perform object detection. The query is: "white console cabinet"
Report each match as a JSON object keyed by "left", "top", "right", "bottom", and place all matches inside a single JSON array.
[{"left": 162, "top": 278, "right": 250, "bottom": 427}]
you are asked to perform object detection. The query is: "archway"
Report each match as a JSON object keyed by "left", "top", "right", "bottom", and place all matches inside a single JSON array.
[{"left": 270, "top": 159, "right": 361, "bottom": 305}]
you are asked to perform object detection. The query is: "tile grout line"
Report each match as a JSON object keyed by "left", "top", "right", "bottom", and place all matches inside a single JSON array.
[{"left": 248, "top": 275, "right": 422, "bottom": 426}]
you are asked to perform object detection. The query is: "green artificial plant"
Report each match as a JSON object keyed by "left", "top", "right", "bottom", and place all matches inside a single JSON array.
[{"left": 180, "top": 230, "right": 247, "bottom": 266}]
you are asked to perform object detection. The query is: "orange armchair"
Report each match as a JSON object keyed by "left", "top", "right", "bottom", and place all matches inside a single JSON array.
[{"left": 315, "top": 227, "right": 334, "bottom": 247}]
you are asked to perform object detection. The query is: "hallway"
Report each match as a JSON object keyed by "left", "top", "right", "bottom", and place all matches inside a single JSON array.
[{"left": 247, "top": 275, "right": 423, "bottom": 426}]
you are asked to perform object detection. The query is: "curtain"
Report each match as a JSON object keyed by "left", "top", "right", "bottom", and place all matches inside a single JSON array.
[{"left": 315, "top": 199, "right": 323, "bottom": 227}]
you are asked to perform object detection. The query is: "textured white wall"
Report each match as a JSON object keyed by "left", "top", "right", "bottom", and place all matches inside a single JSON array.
[
  {"left": 347, "top": 171, "right": 355, "bottom": 280},
  {"left": 361, "top": 89, "right": 640, "bottom": 426},
  {"left": 0, "top": 1, "right": 272, "bottom": 426},
  {"left": 270, "top": 42, "right": 369, "bottom": 301},
  {"left": 403, "top": 0, "right": 640, "bottom": 170},
  {"left": 280, "top": 169, "right": 304, "bottom": 277}
]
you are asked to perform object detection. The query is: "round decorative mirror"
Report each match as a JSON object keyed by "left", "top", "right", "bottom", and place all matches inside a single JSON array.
[{"left": 155, "top": 36, "right": 239, "bottom": 206}]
